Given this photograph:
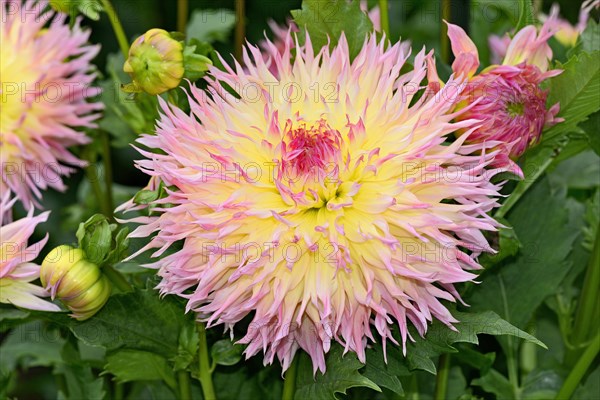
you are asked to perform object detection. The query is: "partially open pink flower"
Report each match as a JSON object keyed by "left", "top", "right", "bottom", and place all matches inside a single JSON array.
[
  {"left": 431, "top": 19, "right": 563, "bottom": 176},
  {"left": 540, "top": 0, "right": 599, "bottom": 47},
  {"left": 0, "top": 0, "right": 102, "bottom": 209},
  {"left": 0, "top": 192, "right": 59, "bottom": 311},
  {"left": 119, "top": 31, "right": 505, "bottom": 373},
  {"left": 490, "top": 1, "right": 599, "bottom": 63}
]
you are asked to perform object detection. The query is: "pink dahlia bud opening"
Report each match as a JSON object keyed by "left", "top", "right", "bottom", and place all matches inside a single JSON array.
[
  {"left": 120, "top": 31, "right": 506, "bottom": 374},
  {"left": 441, "top": 22, "right": 563, "bottom": 177}
]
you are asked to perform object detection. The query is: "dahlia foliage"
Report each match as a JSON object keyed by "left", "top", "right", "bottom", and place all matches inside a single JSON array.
[{"left": 1, "top": 1, "right": 599, "bottom": 399}]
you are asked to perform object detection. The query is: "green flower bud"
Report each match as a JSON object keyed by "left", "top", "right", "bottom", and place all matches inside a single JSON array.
[
  {"left": 66, "top": 276, "right": 111, "bottom": 321},
  {"left": 56, "top": 260, "right": 101, "bottom": 301},
  {"left": 40, "top": 245, "right": 112, "bottom": 321},
  {"left": 123, "top": 29, "right": 185, "bottom": 95},
  {"left": 40, "top": 245, "right": 85, "bottom": 299}
]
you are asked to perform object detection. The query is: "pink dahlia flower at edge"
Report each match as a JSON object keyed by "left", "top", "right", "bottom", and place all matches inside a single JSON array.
[
  {"left": 0, "top": 0, "right": 102, "bottom": 209},
  {"left": 0, "top": 192, "right": 59, "bottom": 311},
  {"left": 430, "top": 17, "right": 564, "bottom": 177},
  {"left": 490, "top": 0, "right": 600, "bottom": 62},
  {"left": 118, "top": 32, "right": 507, "bottom": 374}
]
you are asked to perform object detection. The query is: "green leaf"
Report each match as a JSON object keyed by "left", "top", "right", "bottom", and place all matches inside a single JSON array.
[
  {"left": 446, "top": 366, "right": 469, "bottom": 400},
  {"left": 133, "top": 189, "right": 160, "bottom": 205},
  {"left": 70, "top": 288, "right": 187, "bottom": 358},
  {"left": 403, "top": 311, "right": 545, "bottom": 374},
  {"left": 55, "top": 341, "right": 106, "bottom": 400},
  {"left": 573, "top": 365, "right": 600, "bottom": 399},
  {"left": 49, "top": 0, "right": 103, "bottom": 20},
  {"left": 0, "top": 322, "right": 65, "bottom": 374},
  {"left": 186, "top": 9, "right": 236, "bottom": 43},
  {"left": 496, "top": 135, "right": 568, "bottom": 219},
  {"left": 211, "top": 339, "right": 244, "bottom": 366},
  {"left": 183, "top": 40, "right": 213, "bottom": 81},
  {"left": 580, "top": 111, "right": 600, "bottom": 156},
  {"left": 292, "top": 0, "right": 374, "bottom": 60},
  {"left": 103, "top": 350, "right": 177, "bottom": 389},
  {"left": 0, "top": 306, "right": 30, "bottom": 331},
  {"left": 453, "top": 344, "right": 495, "bottom": 373},
  {"left": 106, "top": 226, "right": 130, "bottom": 266},
  {"left": 548, "top": 150, "right": 600, "bottom": 189},
  {"left": 521, "top": 369, "right": 563, "bottom": 400},
  {"left": 470, "top": 177, "right": 584, "bottom": 329},
  {"left": 479, "top": 218, "right": 521, "bottom": 269},
  {"left": 98, "top": 53, "right": 159, "bottom": 147},
  {"left": 212, "top": 363, "right": 281, "bottom": 400},
  {"left": 362, "top": 345, "right": 408, "bottom": 395},
  {"left": 76, "top": 214, "right": 112, "bottom": 265},
  {"left": 583, "top": 189, "right": 599, "bottom": 251},
  {"left": 544, "top": 51, "right": 600, "bottom": 142},
  {"left": 581, "top": 20, "right": 600, "bottom": 54},
  {"left": 472, "top": 369, "right": 515, "bottom": 399},
  {"left": 295, "top": 345, "right": 380, "bottom": 400},
  {"left": 515, "top": 0, "right": 535, "bottom": 31},
  {"left": 173, "top": 323, "right": 199, "bottom": 371}
]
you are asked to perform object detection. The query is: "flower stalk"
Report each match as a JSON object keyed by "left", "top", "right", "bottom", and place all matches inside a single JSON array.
[
  {"left": 101, "top": 131, "right": 114, "bottom": 221},
  {"left": 433, "top": 354, "right": 450, "bottom": 400},
  {"left": 556, "top": 334, "right": 600, "bottom": 400},
  {"left": 177, "top": 0, "right": 189, "bottom": 33},
  {"left": 378, "top": 0, "right": 390, "bottom": 38},
  {"left": 282, "top": 355, "right": 299, "bottom": 400},
  {"left": 565, "top": 224, "right": 600, "bottom": 366},
  {"left": 103, "top": 265, "right": 133, "bottom": 293},
  {"left": 100, "top": 0, "right": 129, "bottom": 58},
  {"left": 197, "top": 322, "right": 216, "bottom": 400},
  {"left": 234, "top": 0, "right": 246, "bottom": 61},
  {"left": 177, "top": 370, "right": 192, "bottom": 400}
]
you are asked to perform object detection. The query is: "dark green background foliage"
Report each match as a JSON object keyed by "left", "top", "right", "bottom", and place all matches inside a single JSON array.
[{"left": 2, "top": 0, "right": 599, "bottom": 399}]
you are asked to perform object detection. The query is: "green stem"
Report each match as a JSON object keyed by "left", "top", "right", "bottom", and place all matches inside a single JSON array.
[
  {"left": 84, "top": 147, "right": 111, "bottom": 217},
  {"left": 433, "top": 354, "right": 450, "bottom": 400},
  {"left": 408, "top": 373, "right": 420, "bottom": 400},
  {"left": 565, "top": 225, "right": 600, "bottom": 366},
  {"left": 499, "top": 275, "right": 520, "bottom": 397},
  {"left": 103, "top": 264, "right": 133, "bottom": 292},
  {"left": 100, "top": 0, "right": 129, "bottom": 58},
  {"left": 177, "top": 0, "right": 189, "bottom": 33},
  {"left": 198, "top": 322, "right": 216, "bottom": 400},
  {"left": 101, "top": 131, "right": 114, "bottom": 220},
  {"left": 177, "top": 370, "right": 192, "bottom": 400},
  {"left": 234, "top": 0, "right": 246, "bottom": 61},
  {"left": 282, "top": 355, "right": 299, "bottom": 400},
  {"left": 556, "top": 335, "right": 600, "bottom": 400},
  {"left": 440, "top": 0, "right": 451, "bottom": 64},
  {"left": 114, "top": 382, "right": 124, "bottom": 400},
  {"left": 495, "top": 156, "right": 554, "bottom": 219},
  {"left": 378, "top": 0, "right": 390, "bottom": 39}
]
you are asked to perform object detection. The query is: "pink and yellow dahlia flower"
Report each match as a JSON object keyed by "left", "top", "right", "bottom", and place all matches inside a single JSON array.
[
  {"left": 120, "top": 32, "right": 505, "bottom": 373},
  {"left": 1, "top": 0, "right": 102, "bottom": 208},
  {"left": 432, "top": 18, "right": 563, "bottom": 177},
  {"left": 0, "top": 192, "right": 59, "bottom": 311}
]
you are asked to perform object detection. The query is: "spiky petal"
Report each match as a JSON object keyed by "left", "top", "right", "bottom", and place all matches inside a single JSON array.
[{"left": 0, "top": 191, "right": 59, "bottom": 311}]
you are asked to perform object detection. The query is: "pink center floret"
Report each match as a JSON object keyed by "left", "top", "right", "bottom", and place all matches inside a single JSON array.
[{"left": 282, "top": 119, "right": 342, "bottom": 176}]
